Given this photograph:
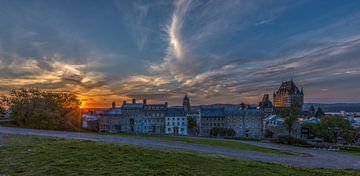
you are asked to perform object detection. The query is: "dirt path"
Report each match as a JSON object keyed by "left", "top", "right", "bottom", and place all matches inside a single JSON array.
[{"left": 0, "top": 126, "right": 359, "bottom": 169}]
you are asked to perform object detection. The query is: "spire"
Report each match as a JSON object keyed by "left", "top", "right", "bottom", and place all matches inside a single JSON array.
[{"left": 112, "top": 101, "right": 116, "bottom": 109}]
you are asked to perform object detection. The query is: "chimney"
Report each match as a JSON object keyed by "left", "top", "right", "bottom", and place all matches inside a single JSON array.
[
  {"left": 143, "top": 98, "right": 147, "bottom": 104},
  {"left": 132, "top": 98, "right": 136, "bottom": 104},
  {"left": 165, "top": 102, "right": 168, "bottom": 107},
  {"left": 112, "top": 101, "right": 116, "bottom": 109},
  {"left": 122, "top": 101, "right": 127, "bottom": 105}
]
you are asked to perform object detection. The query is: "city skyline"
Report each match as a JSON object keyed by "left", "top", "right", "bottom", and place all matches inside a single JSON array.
[{"left": 1, "top": 0, "right": 360, "bottom": 108}]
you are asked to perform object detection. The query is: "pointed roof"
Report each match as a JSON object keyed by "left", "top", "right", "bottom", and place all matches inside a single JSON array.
[
  {"left": 309, "top": 105, "right": 315, "bottom": 112},
  {"left": 276, "top": 80, "right": 303, "bottom": 95},
  {"left": 259, "top": 94, "right": 273, "bottom": 108},
  {"left": 183, "top": 94, "right": 189, "bottom": 101}
]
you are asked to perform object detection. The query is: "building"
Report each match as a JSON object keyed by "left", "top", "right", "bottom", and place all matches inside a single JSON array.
[
  {"left": 121, "top": 98, "right": 167, "bottom": 134},
  {"left": 258, "top": 94, "right": 274, "bottom": 116},
  {"left": 98, "top": 106, "right": 122, "bottom": 133},
  {"left": 143, "top": 100, "right": 167, "bottom": 134},
  {"left": 263, "top": 114, "right": 302, "bottom": 139},
  {"left": 225, "top": 109, "right": 263, "bottom": 138},
  {"left": 121, "top": 99, "right": 146, "bottom": 133},
  {"left": 273, "top": 80, "right": 304, "bottom": 111},
  {"left": 183, "top": 94, "right": 191, "bottom": 114},
  {"left": 165, "top": 108, "right": 187, "bottom": 135},
  {"left": 199, "top": 108, "right": 225, "bottom": 136},
  {"left": 82, "top": 110, "right": 99, "bottom": 131}
]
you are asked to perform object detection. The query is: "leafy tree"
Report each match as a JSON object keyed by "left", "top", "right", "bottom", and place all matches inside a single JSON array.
[
  {"left": 0, "top": 100, "right": 5, "bottom": 119},
  {"left": 187, "top": 117, "right": 197, "bottom": 129},
  {"left": 3, "top": 88, "right": 82, "bottom": 130},
  {"left": 315, "top": 115, "right": 356, "bottom": 144},
  {"left": 282, "top": 107, "right": 300, "bottom": 144}
]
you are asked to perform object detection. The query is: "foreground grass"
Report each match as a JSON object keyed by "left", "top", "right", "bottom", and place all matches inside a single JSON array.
[
  {"left": 105, "top": 132, "right": 292, "bottom": 155},
  {"left": 0, "top": 135, "right": 358, "bottom": 176}
]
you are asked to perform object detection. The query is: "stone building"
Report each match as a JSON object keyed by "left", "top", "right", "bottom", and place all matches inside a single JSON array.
[
  {"left": 273, "top": 80, "right": 304, "bottom": 111},
  {"left": 165, "top": 108, "right": 187, "bottom": 135},
  {"left": 120, "top": 98, "right": 167, "bottom": 134},
  {"left": 199, "top": 108, "right": 225, "bottom": 136},
  {"left": 98, "top": 107, "right": 122, "bottom": 133},
  {"left": 143, "top": 100, "right": 167, "bottom": 134},
  {"left": 225, "top": 109, "right": 263, "bottom": 138}
]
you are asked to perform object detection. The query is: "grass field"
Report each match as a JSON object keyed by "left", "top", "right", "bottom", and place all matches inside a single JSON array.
[
  {"left": 107, "top": 132, "right": 293, "bottom": 155},
  {"left": 0, "top": 134, "right": 359, "bottom": 176}
]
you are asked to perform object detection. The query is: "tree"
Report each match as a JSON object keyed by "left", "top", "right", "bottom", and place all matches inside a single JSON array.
[
  {"left": 315, "top": 115, "right": 356, "bottom": 144},
  {"left": 282, "top": 107, "right": 300, "bottom": 144},
  {"left": 0, "top": 99, "right": 5, "bottom": 119},
  {"left": 3, "top": 88, "right": 82, "bottom": 130},
  {"left": 187, "top": 117, "right": 197, "bottom": 129}
]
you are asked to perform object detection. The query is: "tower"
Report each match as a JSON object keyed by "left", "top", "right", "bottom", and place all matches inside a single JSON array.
[
  {"left": 183, "top": 94, "right": 191, "bottom": 114},
  {"left": 273, "top": 80, "right": 304, "bottom": 111}
]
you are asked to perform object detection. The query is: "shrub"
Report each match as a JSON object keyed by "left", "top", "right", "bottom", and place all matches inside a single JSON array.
[{"left": 272, "top": 135, "right": 310, "bottom": 146}]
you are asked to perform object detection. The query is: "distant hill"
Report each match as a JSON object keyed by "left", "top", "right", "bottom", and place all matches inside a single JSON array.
[{"left": 304, "top": 103, "right": 360, "bottom": 112}]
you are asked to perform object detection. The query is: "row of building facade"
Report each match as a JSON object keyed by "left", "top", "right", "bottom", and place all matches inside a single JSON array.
[
  {"left": 83, "top": 79, "right": 316, "bottom": 139},
  {"left": 90, "top": 97, "right": 264, "bottom": 138}
]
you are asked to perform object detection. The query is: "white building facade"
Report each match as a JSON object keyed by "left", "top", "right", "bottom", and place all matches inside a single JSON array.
[{"left": 166, "top": 108, "right": 187, "bottom": 135}]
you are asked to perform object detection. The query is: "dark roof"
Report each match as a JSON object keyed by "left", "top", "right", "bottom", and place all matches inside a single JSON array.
[
  {"left": 225, "top": 109, "right": 261, "bottom": 115},
  {"left": 144, "top": 104, "right": 167, "bottom": 110},
  {"left": 275, "top": 80, "right": 303, "bottom": 95},
  {"left": 200, "top": 108, "right": 225, "bottom": 117},
  {"left": 309, "top": 105, "right": 315, "bottom": 112},
  {"left": 121, "top": 103, "right": 144, "bottom": 109},
  {"left": 166, "top": 108, "right": 185, "bottom": 116}
]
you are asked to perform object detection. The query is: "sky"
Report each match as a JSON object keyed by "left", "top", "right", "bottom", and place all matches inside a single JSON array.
[{"left": 0, "top": 0, "right": 360, "bottom": 108}]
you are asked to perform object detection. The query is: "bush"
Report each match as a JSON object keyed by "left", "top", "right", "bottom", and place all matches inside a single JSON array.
[
  {"left": 210, "top": 128, "right": 236, "bottom": 137},
  {"left": 272, "top": 135, "right": 310, "bottom": 147}
]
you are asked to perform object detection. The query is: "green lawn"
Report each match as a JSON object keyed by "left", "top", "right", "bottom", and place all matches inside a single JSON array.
[
  {"left": 0, "top": 135, "right": 358, "bottom": 176},
  {"left": 103, "top": 132, "right": 293, "bottom": 155},
  {"left": 337, "top": 145, "right": 360, "bottom": 156}
]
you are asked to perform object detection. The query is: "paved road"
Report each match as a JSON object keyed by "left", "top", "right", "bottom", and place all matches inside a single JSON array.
[{"left": 0, "top": 126, "right": 359, "bottom": 169}]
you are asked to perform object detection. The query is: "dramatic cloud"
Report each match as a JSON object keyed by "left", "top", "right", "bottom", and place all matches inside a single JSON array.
[{"left": 1, "top": 0, "right": 360, "bottom": 107}]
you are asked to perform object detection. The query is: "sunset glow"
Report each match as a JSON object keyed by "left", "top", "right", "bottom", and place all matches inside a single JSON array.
[{"left": 1, "top": 0, "right": 360, "bottom": 108}]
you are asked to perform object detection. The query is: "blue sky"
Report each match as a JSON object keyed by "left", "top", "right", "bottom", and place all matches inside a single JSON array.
[{"left": 0, "top": 0, "right": 360, "bottom": 107}]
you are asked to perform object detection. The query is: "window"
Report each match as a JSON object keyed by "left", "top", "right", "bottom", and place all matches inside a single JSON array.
[
  {"left": 167, "top": 122, "right": 170, "bottom": 126},
  {"left": 181, "top": 128, "right": 184, "bottom": 131},
  {"left": 182, "top": 122, "right": 185, "bottom": 126},
  {"left": 168, "top": 128, "right": 171, "bottom": 132}
]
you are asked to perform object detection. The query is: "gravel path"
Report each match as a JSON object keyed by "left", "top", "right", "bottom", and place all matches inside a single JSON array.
[{"left": 0, "top": 126, "right": 359, "bottom": 169}]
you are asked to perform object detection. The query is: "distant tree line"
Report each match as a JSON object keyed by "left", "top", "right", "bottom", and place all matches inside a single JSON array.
[{"left": 1, "top": 88, "right": 82, "bottom": 130}]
